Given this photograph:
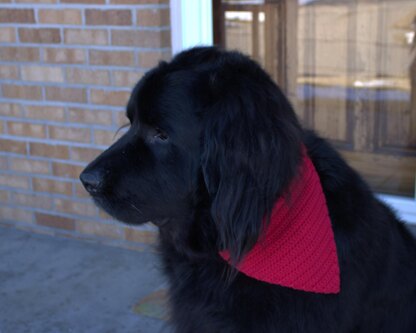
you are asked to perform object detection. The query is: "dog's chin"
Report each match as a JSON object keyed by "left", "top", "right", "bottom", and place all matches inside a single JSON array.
[
  {"left": 90, "top": 196, "right": 146, "bottom": 224},
  {"left": 91, "top": 195, "right": 170, "bottom": 227}
]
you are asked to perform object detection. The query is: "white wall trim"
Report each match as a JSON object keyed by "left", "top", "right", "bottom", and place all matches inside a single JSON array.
[
  {"left": 378, "top": 194, "right": 416, "bottom": 224},
  {"left": 170, "top": 0, "right": 214, "bottom": 55}
]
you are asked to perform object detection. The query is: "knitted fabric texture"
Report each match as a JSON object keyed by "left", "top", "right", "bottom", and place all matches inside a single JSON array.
[{"left": 220, "top": 151, "right": 340, "bottom": 294}]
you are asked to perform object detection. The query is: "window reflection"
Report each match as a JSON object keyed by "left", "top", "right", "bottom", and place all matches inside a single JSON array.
[{"left": 218, "top": 0, "right": 416, "bottom": 196}]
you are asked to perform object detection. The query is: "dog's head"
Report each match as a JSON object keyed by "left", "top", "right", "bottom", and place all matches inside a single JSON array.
[{"left": 80, "top": 47, "right": 302, "bottom": 262}]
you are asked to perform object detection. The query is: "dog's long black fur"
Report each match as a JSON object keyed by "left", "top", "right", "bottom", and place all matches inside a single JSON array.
[{"left": 81, "top": 47, "right": 416, "bottom": 332}]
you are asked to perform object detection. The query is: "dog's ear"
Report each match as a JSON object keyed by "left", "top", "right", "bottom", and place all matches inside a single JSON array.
[{"left": 201, "top": 61, "right": 302, "bottom": 264}]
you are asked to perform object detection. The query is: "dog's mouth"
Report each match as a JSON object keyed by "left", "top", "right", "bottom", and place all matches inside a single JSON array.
[
  {"left": 91, "top": 194, "right": 169, "bottom": 227},
  {"left": 90, "top": 194, "right": 148, "bottom": 225}
]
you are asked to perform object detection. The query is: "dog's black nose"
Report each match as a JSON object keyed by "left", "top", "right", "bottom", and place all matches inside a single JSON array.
[{"left": 80, "top": 170, "right": 103, "bottom": 193}]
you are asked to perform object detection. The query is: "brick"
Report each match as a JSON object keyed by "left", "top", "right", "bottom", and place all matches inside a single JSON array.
[
  {"left": 86, "top": 9, "right": 132, "bottom": 26},
  {"left": 64, "top": 29, "right": 108, "bottom": 45},
  {"left": 0, "top": 47, "right": 40, "bottom": 62},
  {"left": 0, "top": 190, "right": 9, "bottom": 202},
  {"left": 10, "top": 157, "right": 50, "bottom": 174},
  {"left": 15, "top": 0, "right": 56, "bottom": 3},
  {"left": 14, "top": 193, "right": 52, "bottom": 210},
  {"left": 76, "top": 220, "right": 124, "bottom": 239},
  {"left": 2, "top": 84, "right": 42, "bottom": 100},
  {"left": 75, "top": 182, "right": 89, "bottom": 198},
  {"left": 0, "top": 207, "right": 33, "bottom": 224},
  {"left": 110, "top": 0, "right": 168, "bottom": 4},
  {"left": 66, "top": 68, "right": 110, "bottom": 85},
  {"left": 49, "top": 126, "right": 91, "bottom": 143},
  {"left": 33, "top": 177, "right": 72, "bottom": 195},
  {"left": 0, "top": 138, "right": 26, "bottom": 154},
  {"left": 89, "top": 50, "right": 134, "bottom": 66},
  {"left": 112, "top": 70, "right": 143, "bottom": 87},
  {"left": 0, "top": 103, "right": 22, "bottom": 117},
  {"left": 8, "top": 121, "right": 46, "bottom": 138},
  {"left": 54, "top": 198, "right": 96, "bottom": 217},
  {"left": 19, "top": 28, "right": 61, "bottom": 44},
  {"left": 137, "top": 8, "right": 170, "bottom": 26},
  {"left": 71, "top": 146, "right": 103, "bottom": 162},
  {"left": 36, "top": 176, "right": 66, "bottom": 196},
  {"left": 68, "top": 107, "right": 112, "bottom": 125},
  {"left": 125, "top": 228, "right": 157, "bottom": 244},
  {"left": 62, "top": 0, "right": 104, "bottom": 3},
  {"left": 0, "top": 27, "right": 16, "bottom": 42},
  {"left": 0, "top": 9, "right": 35, "bottom": 23},
  {"left": 21, "top": 65, "right": 64, "bottom": 83},
  {"left": 139, "top": 50, "right": 171, "bottom": 68},
  {"left": 53, "top": 162, "right": 84, "bottom": 179},
  {"left": 25, "top": 105, "right": 65, "bottom": 122},
  {"left": 44, "top": 48, "right": 85, "bottom": 64},
  {"left": 0, "top": 65, "right": 19, "bottom": 80},
  {"left": 35, "top": 212, "right": 75, "bottom": 230},
  {"left": 112, "top": 30, "right": 170, "bottom": 48},
  {"left": 94, "top": 129, "right": 116, "bottom": 146},
  {"left": 90, "top": 89, "right": 130, "bottom": 106},
  {"left": 0, "top": 156, "right": 7, "bottom": 169},
  {"left": 30, "top": 142, "right": 69, "bottom": 159},
  {"left": 0, "top": 174, "right": 30, "bottom": 189},
  {"left": 45, "top": 87, "right": 86, "bottom": 103},
  {"left": 38, "top": 9, "right": 82, "bottom": 25}
]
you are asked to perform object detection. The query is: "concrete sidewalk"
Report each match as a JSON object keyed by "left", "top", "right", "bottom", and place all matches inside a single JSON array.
[
  {"left": 1, "top": 223, "right": 415, "bottom": 333},
  {"left": 0, "top": 225, "right": 170, "bottom": 333}
]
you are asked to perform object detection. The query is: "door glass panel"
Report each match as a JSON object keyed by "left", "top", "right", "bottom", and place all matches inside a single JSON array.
[{"left": 215, "top": 0, "right": 416, "bottom": 197}]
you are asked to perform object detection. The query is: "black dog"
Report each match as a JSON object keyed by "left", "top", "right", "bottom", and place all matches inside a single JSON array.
[{"left": 80, "top": 47, "right": 416, "bottom": 332}]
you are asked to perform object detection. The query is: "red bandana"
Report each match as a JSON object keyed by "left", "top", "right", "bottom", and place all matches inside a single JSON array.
[{"left": 220, "top": 149, "right": 340, "bottom": 294}]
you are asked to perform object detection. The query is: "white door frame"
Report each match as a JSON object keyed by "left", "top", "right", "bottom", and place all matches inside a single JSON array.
[
  {"left": 169, "top": 0, "right": 416, "bottom": 224},
  {"left": 170, "top": 0, "right": 213, "bottom": 55}
]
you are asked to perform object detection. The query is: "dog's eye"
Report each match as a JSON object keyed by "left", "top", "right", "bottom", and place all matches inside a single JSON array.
[{"left": 154, "top": 127, "right": 169, "bottom": 142}]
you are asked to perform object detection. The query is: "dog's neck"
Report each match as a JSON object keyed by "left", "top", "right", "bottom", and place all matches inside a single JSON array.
[
  {"left": 220, "top": 151, "right": 341, "bottom": 294},
  {"left": 158, "top": 210, "right": 219, "bottom": 260}
]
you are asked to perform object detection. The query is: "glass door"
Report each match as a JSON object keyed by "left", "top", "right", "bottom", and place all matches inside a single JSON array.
[{"left": 213, "top": 0, "right": 416, "bottom": 197}]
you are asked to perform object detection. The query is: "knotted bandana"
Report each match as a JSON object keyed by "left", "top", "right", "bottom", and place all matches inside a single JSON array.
[{"left": 220, "top": 149, "right": 340, "bottom": 294}]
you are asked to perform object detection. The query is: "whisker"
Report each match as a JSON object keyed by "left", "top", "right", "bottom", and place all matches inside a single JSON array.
[
  {"left": 113, "top": 123, "right": 130, "bottom": 140},
  {"left": 128, "top": 201, "right": 143, "bottom": 214}
]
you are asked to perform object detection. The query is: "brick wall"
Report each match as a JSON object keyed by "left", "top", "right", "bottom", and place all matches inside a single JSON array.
[{"left": 0, "top": 0, "right": 171, "bottom": 249}]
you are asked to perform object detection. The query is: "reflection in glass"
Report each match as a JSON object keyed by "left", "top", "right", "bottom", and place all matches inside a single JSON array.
[{"left": 219, "top": 0, "right": 416, "bottom": 197}]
